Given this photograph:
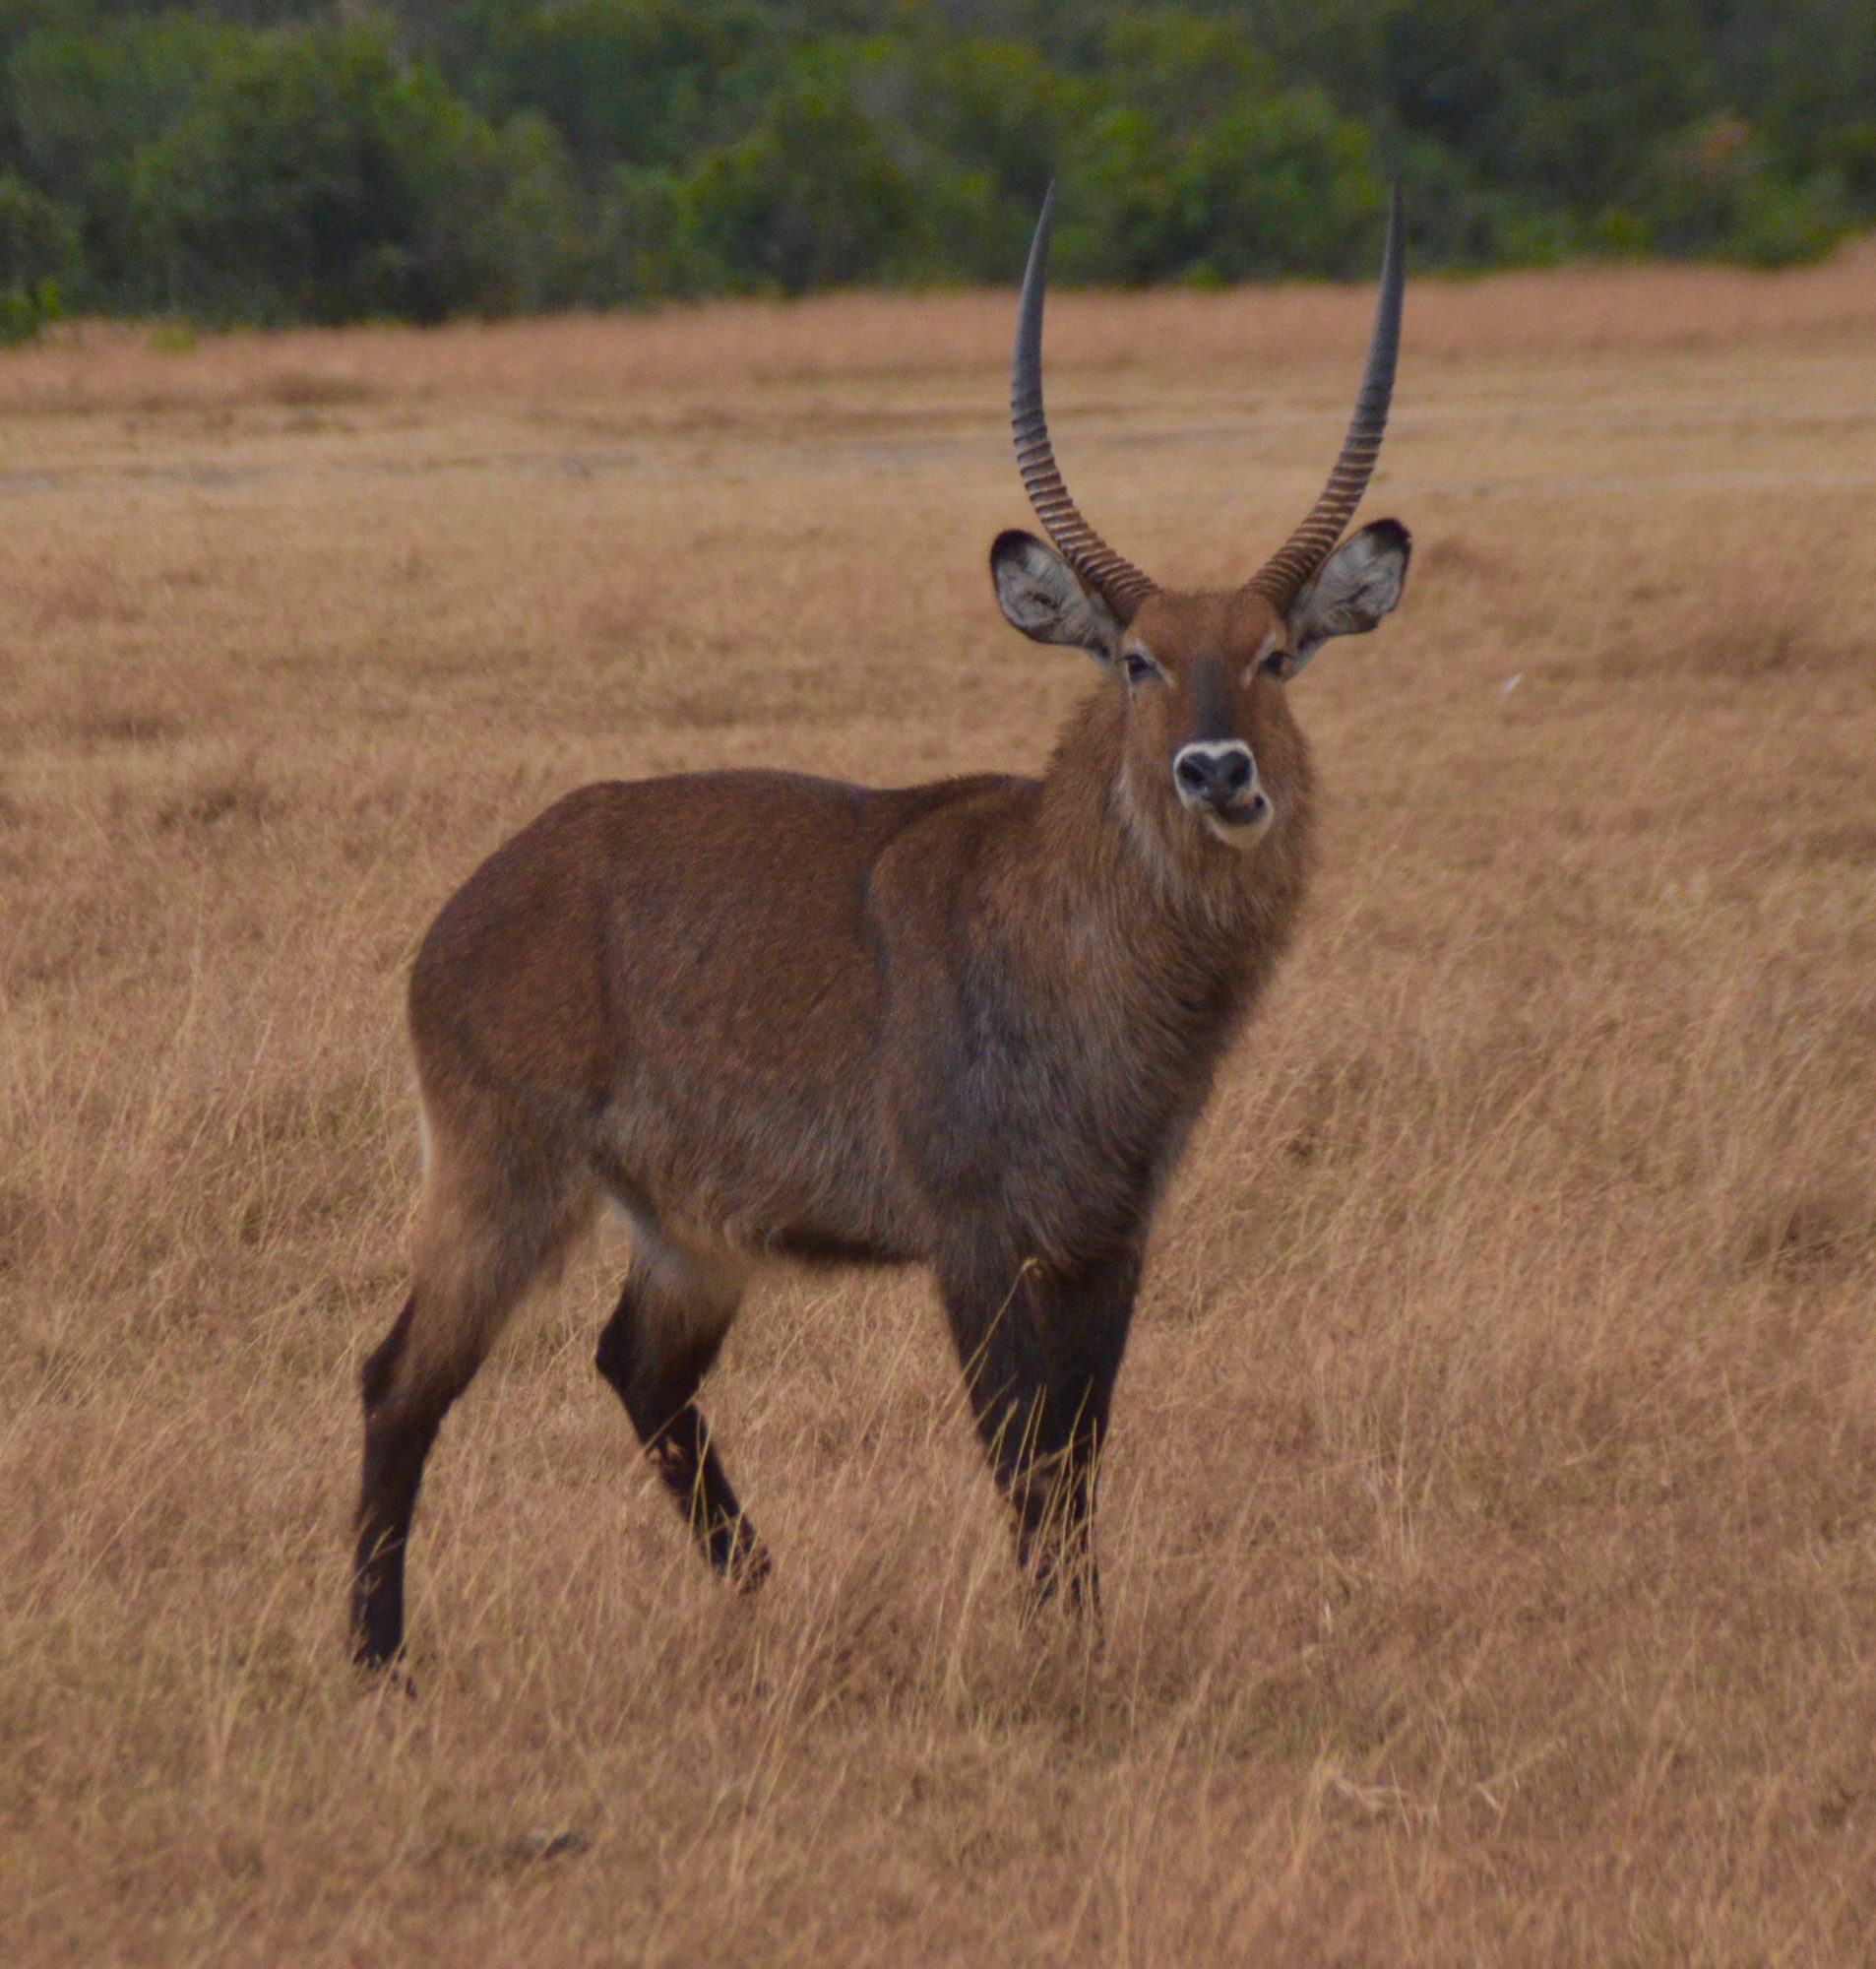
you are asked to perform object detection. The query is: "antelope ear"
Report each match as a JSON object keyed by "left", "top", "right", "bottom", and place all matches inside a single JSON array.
[
  {"left": 1286, "top": 519, "right": 1411, "bottom": 673},
  {"left": 990, "top": 530, "right": 1124, "bottom": 671}
]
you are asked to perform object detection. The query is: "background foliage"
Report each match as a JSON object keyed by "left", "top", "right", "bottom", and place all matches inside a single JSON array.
[{"left": 2, "top": 0, "right": 1872, "bottom": 326}]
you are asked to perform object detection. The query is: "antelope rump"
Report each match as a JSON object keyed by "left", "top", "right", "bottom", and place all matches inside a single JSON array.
[{"left": 350, "top": 188, "right": 1414, "bottom": 1669}]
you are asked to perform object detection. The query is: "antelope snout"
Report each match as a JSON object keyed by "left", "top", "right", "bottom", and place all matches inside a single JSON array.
[{"left": 1173, "top": 740, "right": 1261, "bottom": 814}]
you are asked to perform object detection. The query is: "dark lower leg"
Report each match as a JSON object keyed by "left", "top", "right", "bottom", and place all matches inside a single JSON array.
[
  {"left": 942, "top": 1246, "right": 1137, "bottom": 1621},
  {"left": 350, "top": 1293, "right": 485, "bottom": 1669},
  {"left": 350, "top": 1297, "right": 444, "bottom": 1668},
  {"left": 973, "top": 1390, "right": 1104, "bottom": 1619},
  {"left": 642, "top": 1409, "right": 768, "bottom": 1585},
  {"left": 595, "top": 1280, "right": 767, "bottom": 1587},
  {"left": 1006, "top": 1419, "right": 1104, "bottom": 1618}
]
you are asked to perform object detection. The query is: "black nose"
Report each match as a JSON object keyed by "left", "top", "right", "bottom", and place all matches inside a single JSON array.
[{"left": 1174, "top": 745, "right": 1254, "bottom": 805}]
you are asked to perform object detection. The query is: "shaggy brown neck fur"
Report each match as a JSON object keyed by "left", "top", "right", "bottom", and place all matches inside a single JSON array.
[{"left": 1020, "top": 684, "right": 1316, "bottom": 1016}]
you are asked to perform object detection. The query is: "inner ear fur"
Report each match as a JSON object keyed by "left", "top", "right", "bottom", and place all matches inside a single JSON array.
[
  {"left": 989, "top": 530, "right": 1124, "bottom": 669},
  {"left": 1286, "top": 518, "right": 1411, "bottom": 671}
]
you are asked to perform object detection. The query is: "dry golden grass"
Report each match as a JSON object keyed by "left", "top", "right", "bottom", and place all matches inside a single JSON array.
[{"left": 3, "top": 248, "right": 1876, "bottom": 1966}]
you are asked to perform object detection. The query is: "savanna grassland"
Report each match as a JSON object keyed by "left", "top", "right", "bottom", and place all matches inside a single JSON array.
[{"left": 3, "top": 250, "right": 1876, "bottom": 1966}]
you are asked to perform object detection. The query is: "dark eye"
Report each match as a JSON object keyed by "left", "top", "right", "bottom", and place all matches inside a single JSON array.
[
  {"left": 1124, "top": 652, "right": 1159, "bottom": 685},
  {"left": 1260, "top": 649, "right": 1293, "bottom": 678}
]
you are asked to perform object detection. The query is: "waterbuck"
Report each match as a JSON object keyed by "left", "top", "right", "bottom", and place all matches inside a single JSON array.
[{"left": 351, "top": 188, "right": 1412, "bottom": 1668}]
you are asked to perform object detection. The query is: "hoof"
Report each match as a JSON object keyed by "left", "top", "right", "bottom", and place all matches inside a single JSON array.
[
  {"left": 353, "top": 1641, "right": 418, "bottom": 1697},
  {"left": 728, "top": 1537, "right": 773, "bottom": 1595}
]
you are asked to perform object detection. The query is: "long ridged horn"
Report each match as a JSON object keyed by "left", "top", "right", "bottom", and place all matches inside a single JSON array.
[
  {"left": 1247, "top": 183, "right": 1406, "bottom": 611},
  {"left": 1011, "top": 184, "right": 1159, "bottom": 622}
]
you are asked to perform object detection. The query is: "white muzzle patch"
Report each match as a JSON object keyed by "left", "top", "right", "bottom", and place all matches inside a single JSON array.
[{"left": 1172, "top": 740, "right": 1270, "bottom": 849}]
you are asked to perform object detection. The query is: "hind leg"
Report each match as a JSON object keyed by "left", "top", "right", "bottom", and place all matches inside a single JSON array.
[
  {"left": 351, "top": 1148, "right": 591, "bottom": 1669},
  {"left": 594, "top": 1228, "right": 768, "bottom": 1587}
]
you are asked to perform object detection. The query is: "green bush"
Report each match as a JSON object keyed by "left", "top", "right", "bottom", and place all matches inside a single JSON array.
[
  {"left": 126, "top": 21, "right": 585, "bottom": 323},
  {"left": 0, "top": 1, "right": 1868, "bottom": 328},
  {"left": 465, "top": 0, "right": 763, "bottom": 179},
  {"left": 681, "top": 57, "right": 921, "bottom": 294},
  {"left": 1727, "top": 170, "right": 1851, "bottom": 269},
  {"left": 1070, "top": 88, "right": 1381, "bottom": 285},
  {"left": 592, "top": 163, "right": 719, "bottom": 302},
  {"left": 1641, "top": 113, "right": 1852, "bottom": 267},
  {"left": 0, "top": 170, "right": 75, "bottom": 341},
  {"left": 0, "top": 273, "right": 60, "bottom": 344},
  {"left": 9, "top": 13, "right": 241, "bottom": 312}
]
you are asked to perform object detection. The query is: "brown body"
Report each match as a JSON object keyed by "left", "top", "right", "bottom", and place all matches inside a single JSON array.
[
  {"left": 351, "top": 191, "right": 1412, "bottom": 1668},
  {"left": 416, "top": 663, "right": 1313, "bottom": 1285}
]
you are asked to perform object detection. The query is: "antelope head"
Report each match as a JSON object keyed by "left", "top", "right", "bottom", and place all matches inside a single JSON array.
[{"left": 991, "top": 186, "right": 1411, "bottom": 853}]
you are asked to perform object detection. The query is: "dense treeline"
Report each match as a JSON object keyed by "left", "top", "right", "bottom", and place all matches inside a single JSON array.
[{"left": 0, "top": 0, "right": 1871, "bottom": 332}]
